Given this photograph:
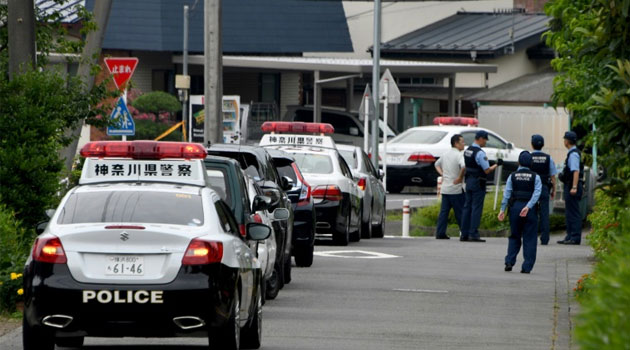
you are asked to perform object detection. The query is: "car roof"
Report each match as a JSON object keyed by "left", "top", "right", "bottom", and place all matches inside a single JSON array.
[
  {"left": 266, "top": 148, "right": 295, "bottom": 162},
  {"left": 335, "top": 144, "right": 360, "bottom": 152},
  {"left": 73, "top": 182, "right": 203, "bottom": 195},
  {"left": 204, "top": 155, "right": 242, "bottom": 167},
  {"left": 273, "top": 145, "right": 338, "bottom": 157}
]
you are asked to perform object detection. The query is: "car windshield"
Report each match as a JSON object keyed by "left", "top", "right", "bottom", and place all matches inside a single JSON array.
[
  {"left": 57, "top": 190, "right": 204, "bottom": 226},
  {"left": 206, "top": 169, "right": 232, "bottom": 206},
  {"left": 289, "top": 153, "right": 333, "bottom": 174},
  {"left": 390, "top": 130, "right": 447, "bottom": 144},
  {"left": 338, "top": 149, "right": 358, "bottom": 169}
]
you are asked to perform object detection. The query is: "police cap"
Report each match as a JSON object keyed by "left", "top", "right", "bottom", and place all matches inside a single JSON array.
[
  {"left": 564, "top": 131, "right": 577, "bottom": 143},
  {"left": 531, "top": 134, "right": 544, "bottom": 148},
  {"left": 475, "top": 130, "right": 489, "bottom": 140},
  {"left": 518, "top": 151, "right": 533, "bottom": 167}
]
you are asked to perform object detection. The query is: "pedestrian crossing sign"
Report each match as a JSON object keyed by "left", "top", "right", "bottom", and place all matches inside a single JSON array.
[{"left": 107, "top": 97, "right": 135, "bottom": 136}]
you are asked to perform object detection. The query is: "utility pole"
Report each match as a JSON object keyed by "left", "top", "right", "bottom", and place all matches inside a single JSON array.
[
  {"left": 61, "top": 0, "right": 113, "bottom": 172},
  {"left": 183, "top": 4, "right": 190, "bottom": 141},
  {"left": 7, "top": 0, "right": 36, "bottom": 80},
  {"left": 204, "top": 0, "right": 223, "bottom": 146},
  {"left": 371, "top": 0, "right": 381, "bottom": 168}
]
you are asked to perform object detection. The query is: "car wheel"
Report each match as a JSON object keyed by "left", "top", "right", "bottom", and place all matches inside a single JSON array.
[
  {"left": 283, "top": 253, "right": 292, "bottom": 284},
  {"left": 333, "top": 216, "right": 350, "bottom": 246},
  {"left": 350, "top": 206, "right": 362, "bottom": 242},
  {"left": 240, "top": 284, "right": 263, "bottom": 349},
  {"left": 361, "top": 203, "right": 372, "bottom": 239},
  {"left": 55, "top": 336, "right": 84, "bottom": 348},
  {"left": 294, "top": 244, "right": 314, "bottom": 267},
  {"left": 265, "top": 262, "right": 282, "bottom": 300},
  {"left": 210, "top": 289, "right": 240, "bottom": 350},
  {"left": 23, "top": 316, "right": 54, "bottom": 350},
  {"left": 372, "top": 201, "right": 386, "bottom": 238}
]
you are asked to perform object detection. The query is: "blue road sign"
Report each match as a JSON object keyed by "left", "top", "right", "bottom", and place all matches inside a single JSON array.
[{"left": 107, "top": 97, "right": 135, "bottom": 136}]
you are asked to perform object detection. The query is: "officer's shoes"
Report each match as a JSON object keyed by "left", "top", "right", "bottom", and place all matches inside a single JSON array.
[
  {"left": 557, "top": 240, "right": 566, "bottom": 244},
  {"left": 436, "top": 235, "right": 450, "bottom": 240},
  {"left": 540, "top": 241, "right": 548, "bottom": 245},
  {"left": 469, "top": 238, "right": 486, "bottom": 243},
  {"left": 459, "top": 237, "right": 469, "bottom": 242},
  {"left": 504, "top": 264, "right": 513, "bottom": 272},
  {"left": 563, "top": 240, "right": 580, "bottom": 245},
  {"left": 520, "top": 270, "right": 530, "bottom": 274}
]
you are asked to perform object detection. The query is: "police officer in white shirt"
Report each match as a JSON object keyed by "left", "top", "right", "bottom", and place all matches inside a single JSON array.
[{"left": 434, "top": 134, "right": 466, "bottom": 239}]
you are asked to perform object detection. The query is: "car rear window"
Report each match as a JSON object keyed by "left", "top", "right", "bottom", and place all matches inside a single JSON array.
[
  {"left": 206, "top": 169, "right": 232, "bottom": 206},
  {"left": 57, "top": 191, "right": 204, "bottom": 226},
  {"left": 289, "top": 153, "right": 333, "bottom": 174},
  {"left": 338, "top": 149, "right": 358, "bottom": 169},
  {"left": 276, "top": 164, "right": 298, "bottom": 184},
  {"left": 390, "top": 130, "right": 447, "bottom": 144}
]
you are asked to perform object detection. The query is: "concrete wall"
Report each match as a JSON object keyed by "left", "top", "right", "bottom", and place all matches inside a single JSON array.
[
  {"left": 280, "top": 72, "right": 302, "bottom": 118},
  {"left": 130, "top": 51, "right": 174, "bottom": 93},
  {"left": 478, "top": 105, "right": 570, "bottom": 165}
]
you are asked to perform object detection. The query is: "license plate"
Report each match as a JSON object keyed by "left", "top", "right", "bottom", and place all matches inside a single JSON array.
[
  {"left": 105, "top": 256, "right": 144, "bottom": 276},
  {"left": 387, "top": 155, "right": 404, "bottom": 164}
]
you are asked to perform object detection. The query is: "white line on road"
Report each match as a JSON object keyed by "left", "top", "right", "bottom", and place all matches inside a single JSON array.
[
  {"left": 314, "top": 250, "right": 400, "bottom": 259},
  {"left": 392, "top": 288, "right": 449, "bottom": 294}
]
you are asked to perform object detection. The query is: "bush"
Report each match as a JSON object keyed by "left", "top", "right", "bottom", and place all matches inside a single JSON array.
[
  {"left": 130, "top": 91, "right": 181, "bottom": 116},
  {"left": 0, "top": 205, "right": 31, "bottom": 313},
  {"left": 586, "top": 189, "right": 621, "bottom": 259}
]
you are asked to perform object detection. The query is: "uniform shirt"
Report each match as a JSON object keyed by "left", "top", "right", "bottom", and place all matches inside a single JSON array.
[
  {"left": 531, "top": 150, "right": 558, "bottom": 176},
  {"left": 435, "top": 148, "right": 465, "bottom": 195},
  {"left": 500, "top": 166, "right": 542, "bottom": 211},
  {"left": 471, "top": 143, "right": 490, "bottom": 170},
  {"left": 567, "top": 146, "right": 580, "bottom": 172}
]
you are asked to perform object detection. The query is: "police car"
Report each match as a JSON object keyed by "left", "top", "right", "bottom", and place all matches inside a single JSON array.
[
  {"left": 23, "top": 141, "right": 270, "bottom": 350},
  {"left": 259, "top": 122, "right": 362, "bottom": 246},
  {"left": 379, "top": 117, "right": 524, "bottom": 193}
]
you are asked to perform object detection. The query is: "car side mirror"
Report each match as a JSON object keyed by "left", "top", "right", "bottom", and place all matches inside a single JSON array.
[
  {"left": 377, "top": 169, "right": 385, "bottom": 179},
  {"left": 252, "top": 195, "right": 272, "bottom": 212},
  {"left": 45, "top": 209, "right": 55, "bottom": 218},
  {"left": 246, "top": 223, "right": 272, "bottom": 241},
  {"left": 349, "top": 127, "right": 359, "bottom": 136},
  {"left": 272, "top": 208, "right": 290, "bottom": 221},
  {"left": 36, "top": 221, "right": 48, "bottom": 234},
  {"left": 281, "top": 176, "right": 293, "bottom": 191},
  {"left": 507, "top": 143, "right": 513, "bottom": 150},
  {"left": 262, "top": 188, "right": 282, "bottom": 207}
]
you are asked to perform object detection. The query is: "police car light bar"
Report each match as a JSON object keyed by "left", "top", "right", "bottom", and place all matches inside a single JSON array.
[
  {"left": 80, "top": 141, "right": 207, "bottom": 160},
  {"left": 261, "top": 121, "right": 334, "bottom": 135},
  {"left": 433, "top": 116, "right": 479, "bottom": 126}
]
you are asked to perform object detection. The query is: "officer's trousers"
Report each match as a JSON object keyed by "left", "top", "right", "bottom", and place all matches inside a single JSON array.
[
  {"left": 563, "top": 183, "right": 583, "bottom": 244},
  {"left": 461, "top": 177, "right": 485, "bottom": 239},
  {"left": 436, "top": 192, "right": 465, "bottom": 237},
  {"left": 505, "top": 200, "right": 538, "bottom": 272},
  {"left": 537, "top": 185, "right": 550, "bottom": 244}
]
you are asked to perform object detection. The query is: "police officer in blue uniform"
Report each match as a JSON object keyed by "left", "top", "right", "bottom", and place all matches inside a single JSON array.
[
  {"left": 498, "top": 151, "right": 542, "bottom": 273},
  {"left": 558, "top": 131, "right": 583, "bottom": 245},
  {"left": 530, "top": 135, "right": 558, "bottom": 245},
  {"left": 460, "top": 130, "right": 499, "bottom": 242}
]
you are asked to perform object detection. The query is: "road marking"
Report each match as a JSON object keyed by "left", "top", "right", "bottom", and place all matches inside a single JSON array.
[
  {"left": 392, "top": 288, "right": 449, "bottom": 294},
  {"left": 314, "top": 250, "right": 400, "bottom": 259}
]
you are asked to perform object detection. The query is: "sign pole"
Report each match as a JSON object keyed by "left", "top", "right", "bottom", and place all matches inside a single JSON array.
[
  {"left": 122, "top": 88, "right": 128, "bottom": 141},
  {"left": 364, "top": 93, "right": 369, "bottom": 154},
  {"left": 383, "top": 79, "right": 388, "bottom": 193}
]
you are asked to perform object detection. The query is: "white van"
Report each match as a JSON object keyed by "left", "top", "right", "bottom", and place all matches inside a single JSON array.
[{"left": 284, "top": 105, "right": 396, "bottom": 147}]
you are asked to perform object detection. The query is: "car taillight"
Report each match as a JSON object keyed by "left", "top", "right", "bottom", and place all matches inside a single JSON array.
[
  {"left": 252, "top": 213, "right": 263, "bottom": 223},
  {"left": 239, "top": 224, "right": 247, "bottom": 237},
  {"left": 408, "top": 153, "right": 436, "bottom": 163},
  {"left": 357, "top": 177, "right": 367, "bottom": 191},
  {"left": 292, "top": 163, "right": 311, "bottom": 206},
  {"left": 32, "top": 236, "right": 67, "bottom": 264},
  {"left": 182, "top": 239, "right": 223, "bottom": 265},
  {"left": 368, "top": 153, "right": 382, "bottom": 161},
  {"left": 312, "top": 185, "right": 343, "bottom": 201}
]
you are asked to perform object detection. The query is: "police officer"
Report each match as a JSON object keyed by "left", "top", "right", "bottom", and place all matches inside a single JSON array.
[
  {"left": 460, "top": 130, "right": 500, "bottom": 242},
  {"left": 498, "top": 151, "right": 542, "bottom": 274},
  {"left": 558, "top": 131, "right": 583, "bottom": 245},
  {"left": 530, "top": 134, "right": 558, "bottom": 245}
]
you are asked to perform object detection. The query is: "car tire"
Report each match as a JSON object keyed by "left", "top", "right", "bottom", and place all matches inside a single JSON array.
[
  {"left": 294, "top": 244, "right": 314, "bottom": 267},
  {"left": 361, "top": 203, "right": 372, "bottom": 239},
  {"left": 372, "top": 201, "right": 386, "bottom": 238},
  {"left": 210, "top": 289, "right": 240, "bottom": 350},
  {"left": 283, "top": 254, "right": 292, "bottom": 284},
  {"left": 23, "top": 316, "right": 54, "bottom": 350},
  {"left": 55, "top": 336, "right": 84, "bottom": 348},
  {"left": 350, "top": 208, "right": 362, "bottom": 243},
  {"left": 333, "top": 216, "right": 350, "bottom": 246},
  {"left": 240, "top": 284, "right": 263, "bottom": 349},
  {"left": 265, "top": 262, "right": 282, "bottom": 300}
]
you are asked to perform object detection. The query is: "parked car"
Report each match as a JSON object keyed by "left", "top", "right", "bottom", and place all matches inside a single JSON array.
[
  {"left": 284, "top": 105, "right": 396, "bottom": 147},
  {"left": 266, "top": 148, "right": 315, "bottom": 267},
  {"left": 260, "top": 123, "right": 362, "bottom": 246},
  {"left": 379, "top": 122, "right": 524, "bottom": 193},
  {"left": 205, "top": 155, "right": 286, "bottom": 301},
  {"left": 206, "top": 144, "right": 295, "bottom": 288},
  {"left": 23, "top": 141, "right": 270, "bottom": 350},
  {"left": 337, "top": 144, "right": 387, "bottom": 238}
]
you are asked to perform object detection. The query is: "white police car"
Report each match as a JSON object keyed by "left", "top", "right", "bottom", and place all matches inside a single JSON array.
[
  {"left": 259, "top": 122, "right": 362, "bottom": 245},
  {"left": 379, "top": 117, "right": 524, "bottom": 192},
  {"left": 23, "top": 141, "right": 270, "bottom": 350}
]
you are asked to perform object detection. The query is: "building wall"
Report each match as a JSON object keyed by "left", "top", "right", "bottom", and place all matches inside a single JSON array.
[
  {"left": 484, "top": 50, "right": 540, "bottom": 88},
  {"left": 280, "top": 72, "right": 302, "bottom": 118},
  {"left": 224, "top": 72, "right": 259, "bottom": 104},
  {"left": 478, "top": 105, "right": 569, "bottom": 164},
  {"left": 129, "top": 51, "right": 174, "bottom": 93}
]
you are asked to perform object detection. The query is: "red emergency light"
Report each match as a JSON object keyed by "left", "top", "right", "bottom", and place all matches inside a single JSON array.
[
  {"left": 80, "top": 141, "right": 207, "bottom": 160},
  {"left": 433, "top": 116, "right": 479, "bottom": 126},
  {"left": 261, "top": 121, "right": 334, "bottom": 135}
]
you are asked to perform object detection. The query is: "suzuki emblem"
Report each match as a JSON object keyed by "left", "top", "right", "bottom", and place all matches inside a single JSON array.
[{"left": 120, "top": 231, "right": 130, "bottom": 241}]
